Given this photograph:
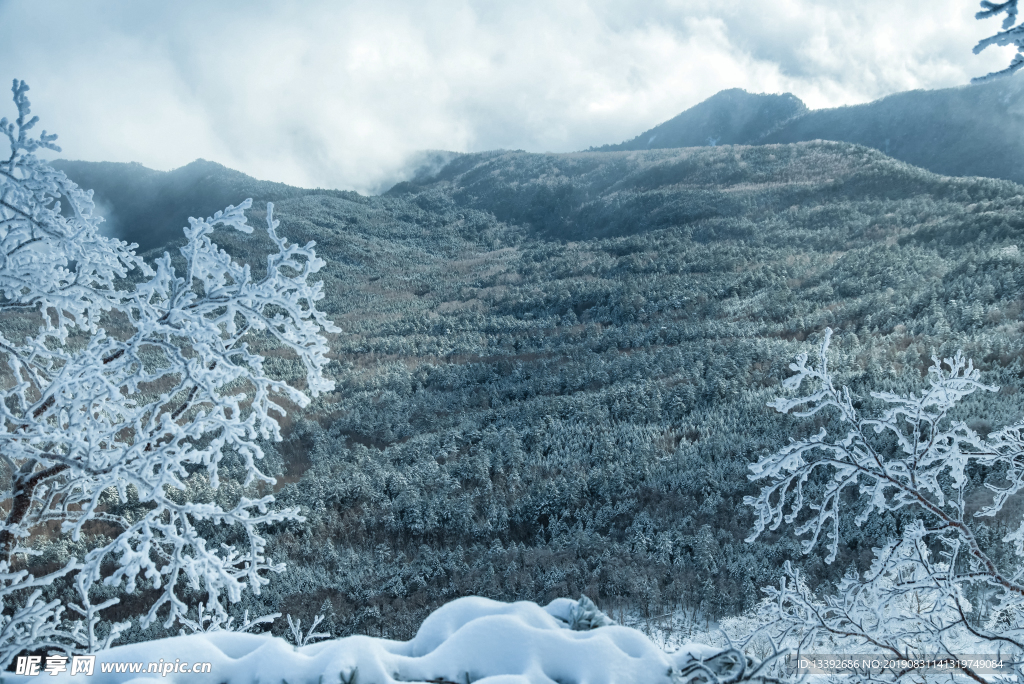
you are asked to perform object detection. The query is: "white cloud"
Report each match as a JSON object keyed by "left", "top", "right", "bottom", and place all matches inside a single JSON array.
[{"left": 0, "top": 0, "right": 1015, "bottom": 193}]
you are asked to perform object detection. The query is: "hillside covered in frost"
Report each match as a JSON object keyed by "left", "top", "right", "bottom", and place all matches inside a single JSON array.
[{"left": 52, "top": 140, "right": 1024, "bottom": 644}]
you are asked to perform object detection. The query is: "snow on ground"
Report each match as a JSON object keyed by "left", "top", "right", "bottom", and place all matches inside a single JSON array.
[
  {"left": 22, "top": 597, "right": 748, "bottom": 684},
  {"left": 612, "top": 608, "right": 720, "bottom": 654}
]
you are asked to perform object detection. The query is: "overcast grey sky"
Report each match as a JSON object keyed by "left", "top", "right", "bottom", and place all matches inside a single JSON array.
[{"left": 0, "top": 1, "right": 1015, "bottom": 193}]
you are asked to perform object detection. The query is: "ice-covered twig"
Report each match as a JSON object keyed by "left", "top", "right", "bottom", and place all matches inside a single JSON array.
[
  {"left": 746, "top": 330, "right": 1024, "bottom": 683},
  {"left": 0, "top": 82, "right": 337, "bottom": 665}
]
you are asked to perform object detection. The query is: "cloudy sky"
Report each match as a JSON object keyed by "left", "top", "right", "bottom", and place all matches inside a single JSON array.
[{"left": 0, "top": 0, "right": 1015, "bottom": 193}]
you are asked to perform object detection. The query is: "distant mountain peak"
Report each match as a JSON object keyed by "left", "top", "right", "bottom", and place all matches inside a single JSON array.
[
  {"left": 596, "top": 78, "right": 1024, "bottom": 188},
  {"left": 595, "top": 89, "right": 807, "bottom": 152},
  {"left": 50, "top": 159, "right": 357, "bottom": 252}
]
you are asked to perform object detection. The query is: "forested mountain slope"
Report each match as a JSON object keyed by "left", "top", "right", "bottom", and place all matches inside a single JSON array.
[
  {"left": 57, "top": 143, "right": 1024, "bottom": 643},
  {"left": 51, "top": 159, "right": 358, "bottom": 250},
  {"left": 599, "top": 77, "right": 1024, "bottom": 187},
  {"left": 762, "top": 77, "right": 1024, "bottom": 185}
]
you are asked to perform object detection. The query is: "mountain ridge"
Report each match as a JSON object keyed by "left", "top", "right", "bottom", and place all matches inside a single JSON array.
[
  {"left": 592, "top": 89, "right": 807, "bottom": 152},
  {"left": 597, "top": 77, "right": 1024, "bottom": 188},
  {"left": 50, "top": 158, "right": 358, "bottom": 251},
  {"left": 53, "top": 76, "right": 1024, "bottom": 255}
]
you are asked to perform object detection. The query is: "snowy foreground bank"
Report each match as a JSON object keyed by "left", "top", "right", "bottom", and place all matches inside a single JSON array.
[{"left": 17, "top": 597, "right": 748, "bottom": 684}]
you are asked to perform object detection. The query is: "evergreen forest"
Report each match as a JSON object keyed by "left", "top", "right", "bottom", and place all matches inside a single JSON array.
[{"left": 51, "top": 138, "right": 1024, "bottom": 643}]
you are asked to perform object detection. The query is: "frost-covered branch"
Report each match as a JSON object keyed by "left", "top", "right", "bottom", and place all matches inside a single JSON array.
[
  {"left": 747, "top": 328, "right": 1024, "bottom": 683},
  {"left": 286, "top": 613, "right": 331, "bottom": 647},
  {"left": 974, "top": 0, "right": 1024, "bottom": 81},
  {"left": 0, "top": 81, "right": 339, "bottom": 667},
  {"left": 177, "top": 598, "right": 279, "bottom": 636}
]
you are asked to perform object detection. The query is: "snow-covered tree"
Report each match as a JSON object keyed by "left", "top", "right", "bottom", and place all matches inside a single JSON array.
[
  {"left": 974, "top": 0, "right": 1024, "bottom": 81},
  {"left": 746, "top": 329, "right": 1023, "bottom": 683},
  {"left": 0, "top": 80, "right": 338, "bottom": 666}
]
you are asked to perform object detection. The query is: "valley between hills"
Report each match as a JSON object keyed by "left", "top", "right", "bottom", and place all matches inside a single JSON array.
[{"left": 49, "top": 111, "right": 1024, "bottom": 642}]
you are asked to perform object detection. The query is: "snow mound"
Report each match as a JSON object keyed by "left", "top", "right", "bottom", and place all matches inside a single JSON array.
[{"left": 35, "top": 597, "right": 749, "bottom": 684}]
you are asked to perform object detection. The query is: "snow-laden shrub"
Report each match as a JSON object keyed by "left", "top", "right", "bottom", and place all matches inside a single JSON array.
[
  {"left": 747, "top": 328, "right": 1024, "bottom": 682},
  {"left": 567, "top": 594, "right": 616, "bottom": 630},
  {"left": 0, "top": 81, "right": 338, "bottom": 666}
]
